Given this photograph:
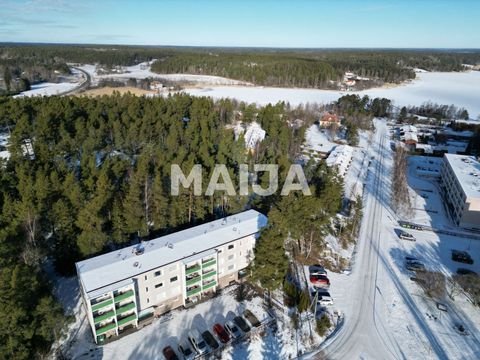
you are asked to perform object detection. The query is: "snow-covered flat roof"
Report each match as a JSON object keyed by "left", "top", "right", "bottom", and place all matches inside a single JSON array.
[
  {"left": 76, "top": 210, "right": 268, "bottom": 295},
  {"left": 444, "top": 154, "right": 480, "bottom": 199}
]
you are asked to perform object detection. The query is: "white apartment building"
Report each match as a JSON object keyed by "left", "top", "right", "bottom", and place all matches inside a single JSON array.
[
  {"left": 326, "top": 145, "right": 353, "bottom": 177},
  {"left": 75, "top": 210, "right": 268, "bottom": 344},
  {"left": 440, "top": 154, "right": 480, "bottom": 230}
]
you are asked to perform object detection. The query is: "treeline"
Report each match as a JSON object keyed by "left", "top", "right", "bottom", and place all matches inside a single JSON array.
[
  {"left": 0, "top": 93, "right": 345, "bottom": 356},
  {"left": 2, "top": 45, "right": 480, "bottom": 91}
]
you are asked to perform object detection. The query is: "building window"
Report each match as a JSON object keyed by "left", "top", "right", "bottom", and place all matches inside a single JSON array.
[
  {"left": 155, "top": 283, "right": 163, "bottom": 289},
  {"left": 147, "top": 298, "right": 150, "bottom": 304},
  {"left": 228, "top": 254, "right": 234, "bottom": 260},
  {"left": 154, "top": 270, "right": 161, "bottom": 277},
  {"left": 146, "top": 287, "right": 149, "bottom": 292},
  {"left": 144, "top": 275, "right": 147, "bottom": 281},
  {"left": 170, "top": 276, "right": 178, "bottom": 283},
  {"left": 228, "top": 244, "right": 234, "bottom": 250},
  {"left": 228, "top": 264, "right": 234, "bottom": 270}
]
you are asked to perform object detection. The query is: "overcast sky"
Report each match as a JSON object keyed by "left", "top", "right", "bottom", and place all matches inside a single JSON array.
[{"left": 0, "top": 0, "right": 479, "bottom": 48}]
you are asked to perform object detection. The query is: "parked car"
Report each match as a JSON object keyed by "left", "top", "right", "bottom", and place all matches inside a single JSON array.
[
  {"left": 399, "top": 231, "right": 416, "bottom": 241},
  {"left": 225, "top": 320, "right": 242, "bottom": 339},
  {"left": 309, "top": 265, "right": 327, "bottom": 276},
  {"left": 188, "top": 329, "right": 208, "bottom": 355},
  {"left": 243, "top": 309, "right": 261, "bottom": 327},
  {"left": 405, "top": 260, "right": 426, "bottom": 272},
  {"left": 452, "top": 250, "right": 474, "bottom": 265},
  {"left": 405, "top": 255, "right": 418, "bottom": 262},
  {"left": 213, "top": 323, "right": 230, "bottom": 343},
  {"left": 399, "top": 221, "right": 423, "bottom": 230},
  {"left": 178, "top": 339, "right": 195, "bottom": 360},
  {"left": 310, "top": 274, "right": 330, "bottom": 288},
  {"left": 318, "top": 295, "right": 334, "bottom": 306},
  {"left": 234, "top": 316, "right": 251, "bottom": 333},
  {"left": 202, "top": 330, "right": 219, "bottom": 350},
  {"left": 456, "top": 268, "right": 477, "bottom": 276},
  {"left": 162, "top": 346, "right": 179, "bottom": 360}
]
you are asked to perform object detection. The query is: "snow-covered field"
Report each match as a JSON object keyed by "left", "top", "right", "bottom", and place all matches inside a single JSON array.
[
  {"left": 14, "top": 68, "right": 85, "bottom": 98},
  {"left": 184, "top": 71, "right": 480, "bottom": 119},
  {"left": 77, "top": 62, "right": 252, "bottom": 87}
]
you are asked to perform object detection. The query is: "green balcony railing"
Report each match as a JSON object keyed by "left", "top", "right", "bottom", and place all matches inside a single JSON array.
[
  {"left": 185, "top": 264, "right": 201, "bottom": 275},
  {"left": 116, "top": 302, "right": 136, "bottom": 315},
  {"left": 94, "top": 310, "right": 115, "bottom": 324},
  {"left": 186, "top": 287, "right": 202, "bottom": 297},
  {"left": 202, "top": 270, "right": 216, "bottom": 279},
  {"left": 95, "top": 322, "right": 116, "bottom": 336},
  {"left": 91, "top": 298, "right": 113, "bottom": 312},
  {"left": 114, "top": 290, "right": 134, "bottom": 303},
  {"left": 117, "top": 314, "right": 137, "bottom": 327},
  {"left": 202, "top": 259, "right": 216, "bottom": 268},
  {"left": 186, "top": 275, "right": 201, "bottom": 286},
  {"left": 203, "top": 281, "right": 217, "bottom": 290}
]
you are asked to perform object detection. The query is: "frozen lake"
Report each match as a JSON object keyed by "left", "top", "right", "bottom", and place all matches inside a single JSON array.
[{"left": 184, "top": 71, "right": 480, "bottom": 119}]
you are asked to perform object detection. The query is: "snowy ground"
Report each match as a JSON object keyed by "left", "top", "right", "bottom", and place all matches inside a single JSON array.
[
  {"left": 0, "top": 132, "right": 9, "bottom": 160},
  {"left": 76, "top": 62, "right": 251, "bottom": 87},
  {"left": 302, "top": 125, "right": 337, "bottom": 159},
  {"left": 61, "top": 284, "right": 323, "bottom": 360},
  {"left": 14, "top": 68, "right": 85, "bottom": 97},
  {"left": 184, "top": 71, "right": 480, "bottom": 119}
]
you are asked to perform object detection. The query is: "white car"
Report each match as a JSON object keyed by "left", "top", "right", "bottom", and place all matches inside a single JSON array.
[
  {"left": 188, "top": 328, "right": 208, "bottom": 355},
  {"left": 225, "top": 320, "right": 241, "bottom": 339},
  {"left": 318, "top": 295, "right": 334, "bottom": 306}
]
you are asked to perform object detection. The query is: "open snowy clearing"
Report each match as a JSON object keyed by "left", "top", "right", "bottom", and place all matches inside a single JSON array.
[
  {"left": 184, "top": 71, "right": 480, "bottom": 119},
  {"left": 14, "top": 68, "right": 85, "bottom": 97},
  {"left": 76, "top": 61, "right": 252, "bottom": 87}
]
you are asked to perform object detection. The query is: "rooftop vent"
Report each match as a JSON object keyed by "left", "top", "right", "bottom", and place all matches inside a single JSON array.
[
  {"left": 167, "top": 243, "right": 174, "bottom": 249},
  {"left": 133, "top": 243, "right": 145, "bottom": 256},
  {"left": 133, "top": 261, "right": 139, "bottom": 267}
]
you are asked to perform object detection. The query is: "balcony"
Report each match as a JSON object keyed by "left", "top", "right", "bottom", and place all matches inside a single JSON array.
[
  {"left": 117, "top": 314, "right": 137, "bottom": 327},
  {"left": 202, "top": 258, "right": 216, "bottom": 268},
  {"left": 95, "top": 322, "right": 116, "bottom": 336},
  {"left": 185, "top": 264, "right": 201, "bottom": 275},
  {"left": 186, "top": 275, "right": 201, "bottom": 286},
  {"left": 91, "top": 298, "right": 113, "bottom": 312},
  {"left": 94, "top": 310, "right": 115, "bottom": 324},
  {"left": 114, "top": 290, "right": 134, "bottom": 303},
  {"left": 202, "top": 270, "right": 216, "bottom": 279},
  {"left": 186, "top": 287, "right": 202, "bottom": 297},
  {"left": 203, "top": 281, "right": 217, "bottom": 290},
  {"left": 116, "top": 302, "right": 136, "bottom": 315}
]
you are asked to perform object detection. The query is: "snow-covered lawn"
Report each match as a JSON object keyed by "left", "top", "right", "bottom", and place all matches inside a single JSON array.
[
  {"left": 302, "top": 125, "right": 337, "bottom": 159},
  {"left": 184, "top": 71, "right": 480, "bottom": 119}
]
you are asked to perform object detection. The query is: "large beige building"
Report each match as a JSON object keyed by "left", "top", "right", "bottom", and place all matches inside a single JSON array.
[
  {"left": 440, "top": 154, "right": 480, "bottom": 230},
  {"left": 75, "top": 210, "right": 268, "bottom": 344}
]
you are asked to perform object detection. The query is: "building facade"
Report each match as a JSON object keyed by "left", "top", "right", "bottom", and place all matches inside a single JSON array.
[
  {"left": 440, "top": 154, "right": 480, "bottom": 230},
  {"left": 75, "top": 210, "right": 268, "bottom": 344}
]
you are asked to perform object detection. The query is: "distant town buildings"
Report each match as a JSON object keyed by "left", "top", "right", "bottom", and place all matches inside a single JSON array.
[
  {"left": 76, "top": 210, "right": 268, "bottom": 344},
  {"left": 440, "top": 154, "right": 480, "bottom": 230}
]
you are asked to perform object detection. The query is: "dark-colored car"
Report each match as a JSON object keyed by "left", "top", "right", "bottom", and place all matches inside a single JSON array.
[
  {"left": 213, "top": 323, "right": 230, "bottom": 343},
  {"left": 405, "top": 260, "right": 426, "bottom": 272},
  {"left": 177, "top": 340, "right": 195, "bottom": 360},
  {"left": 452, "top": 250, "right": 474, "bottom": 265},
  {"left": 233, "top": 316, "right": 251, "bottom": 333},
  {"left": 202, "top": 330, "right": 219, "bottom": 350},
  {"left": 405, "top": 256, "right": 418, "bottom": 262},
  {"left": 457, "top": 268, "right": 477, "bottom": 276},
  {"left": 243, "top": 309, "right": 261, "bottom": 327},
  {"left": 162, "top": 346, "right": 179, "bottom": 360}
]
